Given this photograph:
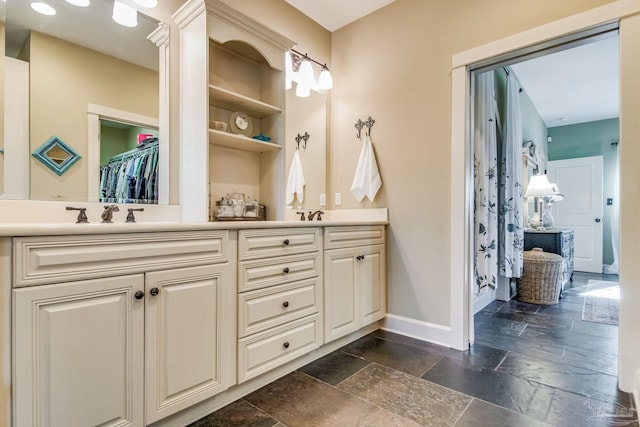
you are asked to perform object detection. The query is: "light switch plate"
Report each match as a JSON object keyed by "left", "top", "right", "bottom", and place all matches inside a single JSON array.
[
  {"left": 335, "top": 192, "right": 342, "bottom": 206},
  {"left": 320, "top": 193, "right": 326, "bottom": 206}
]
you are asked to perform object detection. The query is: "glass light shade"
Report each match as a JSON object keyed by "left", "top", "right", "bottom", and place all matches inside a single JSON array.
[
  {"left": 298, "top": 59, "right": 315, "bottom": 88},
  {"left": 525, "top": 174, "right": 554, "bottom": 198},
  {"left": 31, "top": 2, "right": 56, "bottom": 15},
  {"left": 133, "top": 0, "right": 158, "bottom": 7},
  {"left": 285, "top": 52, "right": 293, "bottom": 90},
  {"left": 318, "top": 67, "right": 333, "bottom": 90},
  {"left": 295, "top": 82, "right": 310, "bottom": 98},
  {"left": 113, "top": 1, "right": 138, "bottom": 27},
  {"left": 64, "top": 0, "right": 90, "bottom": 6}
]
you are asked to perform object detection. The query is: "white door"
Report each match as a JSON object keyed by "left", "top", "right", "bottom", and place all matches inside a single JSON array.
[{"left": 547, "top": 156, "right": 603, "bottom": 273}]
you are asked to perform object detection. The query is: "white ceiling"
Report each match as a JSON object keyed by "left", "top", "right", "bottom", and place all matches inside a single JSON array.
[
  {"left": 511, "top": 35, "right": 619, "bottom": 128},
  {"left": 285, "top": 0, "right": 396, "bottom": 32},
  {"left": 5, "top": 0, "right": 159, "bottom": 71}
]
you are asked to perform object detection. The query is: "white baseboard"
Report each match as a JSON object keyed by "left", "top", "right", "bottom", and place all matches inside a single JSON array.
[
  {"left": 382, "top": 313, "right": 452, "bottom": 348},
  {"left": 473, "top": 290, "right": 496, "bottom": 314}
]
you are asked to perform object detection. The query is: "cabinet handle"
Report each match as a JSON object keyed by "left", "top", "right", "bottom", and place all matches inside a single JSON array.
[
  {"left": 283, "top": 341, "right": 290, "bottom": 349},
  {"left": 282, "top": 301, "right": 289, "bottom": 308},
  {"left": 595, "top": 218, "right": 602, "bottom": 223},
  {"left": 356, "top": 255, "right": 364, "bottom": 261},
  {"left": 283, "top": 239, "right": 290, "bottom": 246},
  {"left": 150, "top": 287, "right": 159, "bottom": 296},
  {"left": 134, "top": 291, "right": 145, "bottom": 300},
  {"left": 283, "top": 267, "right": 290, "bottom": 274}
]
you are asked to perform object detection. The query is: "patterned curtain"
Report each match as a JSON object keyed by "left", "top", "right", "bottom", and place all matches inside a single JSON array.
[
  {"left": 499, "top": 73, "right": 524, "bottom": 278},
  {"left": 473, "top": 71, "right": 498, "bottom": 294}
]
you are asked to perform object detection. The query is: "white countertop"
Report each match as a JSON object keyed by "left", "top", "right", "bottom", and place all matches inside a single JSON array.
[{"left": 0, "top": 207, "right": 388, "bottom": 236}]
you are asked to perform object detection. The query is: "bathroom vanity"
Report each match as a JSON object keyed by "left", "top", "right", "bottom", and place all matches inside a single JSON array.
[{"left": 1, "top": 217, "right": 387, "bottom": 427}]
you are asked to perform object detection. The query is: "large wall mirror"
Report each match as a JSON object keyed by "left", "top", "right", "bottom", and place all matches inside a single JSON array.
[
  {"left": 2, "top": 0, "right": 169, "bottom": 204},
  {"left": 286, "top": 89, "right": 327, "bottom": 211}
]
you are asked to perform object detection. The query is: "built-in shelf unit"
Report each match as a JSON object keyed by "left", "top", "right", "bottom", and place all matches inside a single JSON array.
[{"left": 174, "top": 0, "right": 295, "bottom": 222}]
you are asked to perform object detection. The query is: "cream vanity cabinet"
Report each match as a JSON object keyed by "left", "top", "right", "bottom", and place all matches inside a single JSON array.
[
  {"left": 174, "top": 0, "right": 295, "bottom": 221},
  {"left": 237, "top": 228, "right": 323, "bottom": 383},
  {"left": 12, "top": 231, "right": 236, "bottom": 427},
  {"left": 324, "top": 226, "right": 387, "bottom": 343}
]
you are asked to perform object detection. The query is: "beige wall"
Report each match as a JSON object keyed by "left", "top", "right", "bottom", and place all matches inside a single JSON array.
[
  {"left": 0, "top": 21, "right": 5, "bottom": 195},
  {"left": 330, "top": 0, "right": 615, "bottom": 325},
  {"left": 29, "top": 31, "right": 158, "bottom": 201}
]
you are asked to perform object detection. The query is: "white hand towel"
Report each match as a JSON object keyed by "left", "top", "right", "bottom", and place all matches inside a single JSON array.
[
  {"left": 351, "top": 135, "right": 382, "bottom": 202},
  {"left": 286, "top": 150, "right": 305, "bottom": 205}
]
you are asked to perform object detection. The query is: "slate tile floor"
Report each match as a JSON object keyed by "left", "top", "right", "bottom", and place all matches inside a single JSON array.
[{"left": 190, "top": 272, "right": 638, "bottom": 426}]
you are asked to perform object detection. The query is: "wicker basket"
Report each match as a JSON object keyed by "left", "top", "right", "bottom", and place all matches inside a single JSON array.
[{"left": 517, "top": 248, "right": 564, "bottom": 305}]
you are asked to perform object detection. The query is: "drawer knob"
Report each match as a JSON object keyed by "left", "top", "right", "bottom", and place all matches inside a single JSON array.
[
  {"left": 356, "top": 255, "right": 364, "bottom": 261},
  {"left": 283, "top": 267, "right": 290, "bottom": 274},
  {"left": 283, "top": 239, "right": 290, "bottom": 246},
  {"left": 134, "top": 291, "right": 145, "bottom": 300},
  {"left": 150, "top": 287, "right": 159, "bottom": 296},
  {"left": 283, "top": 341, "right": 290, "bottom": 349},
  {"left": 282, "top": 301, "right": 290, "bottom": 308}
]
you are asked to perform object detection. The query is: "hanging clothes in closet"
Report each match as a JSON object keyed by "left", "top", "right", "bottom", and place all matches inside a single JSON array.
[{"left": 100, "top": 139, "right": 159, "bottom": 204}]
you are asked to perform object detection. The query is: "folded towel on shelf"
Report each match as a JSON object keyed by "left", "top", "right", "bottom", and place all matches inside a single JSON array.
[
  {"left": 286, "top": 149, "right": 305, "bottom": 205},
  {"left": 351, "top": 135, "right": 382, "bottom": 202}
]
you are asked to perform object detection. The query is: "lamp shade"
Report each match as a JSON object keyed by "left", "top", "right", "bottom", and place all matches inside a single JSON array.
[
  {"left": 525, "top": 174, "right": 554, "bottom": 198},
  {"left": 295, "top": 82, "right": 310, "bottom": 98},
  {"left": 318, "top": 66, "right": 333, "bottom": 90},
  {"left": 297, "top": 59, "right": 315, "bottom": 88}
]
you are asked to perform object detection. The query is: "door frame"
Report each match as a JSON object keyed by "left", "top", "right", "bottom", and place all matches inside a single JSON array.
[{"left": 449, "top": 0, "right": 639, "bottom": 390}]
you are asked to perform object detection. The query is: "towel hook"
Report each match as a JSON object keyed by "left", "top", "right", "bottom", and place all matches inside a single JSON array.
[
  {"left": 364, "top": 116, "right": 375, "bottom": 136},
  {"left": 354, "top": 119, "right": 365, "bottom": 139},
  {"left": 295, "top": 132, "right": 310, "bottom": 150}
]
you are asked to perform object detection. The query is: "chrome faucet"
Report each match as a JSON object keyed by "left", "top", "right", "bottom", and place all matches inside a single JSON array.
[{"left": 307, "top": 210, "right": 324, "bottom": 221}]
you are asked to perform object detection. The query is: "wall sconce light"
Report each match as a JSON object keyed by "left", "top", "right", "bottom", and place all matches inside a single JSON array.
[{"left": 286, "top": 48, "right": 333, "bottom": 97}]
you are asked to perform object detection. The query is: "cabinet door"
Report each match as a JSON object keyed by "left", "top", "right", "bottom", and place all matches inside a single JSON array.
[
  {"left": 13, "top": 275, "right": 145, "bottom": 427},
  {"left": 324, "top": 245, "right": 387, "bottom": 344},
  {"left": 358, "top": 245, "right": 386, "bottom": 326},
  {"left": 324, "top": 248, "right": 357, "bottom": 343},
  {"left": 145, "top": 264, "right": 236, "bottom": 424}
]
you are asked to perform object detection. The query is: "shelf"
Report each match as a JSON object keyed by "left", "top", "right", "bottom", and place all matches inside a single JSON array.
[
  {"left": 209, "top": 129, "right": 281, "bottom": 152},
  {"left": 209, "top": 85, "right": 281, "bottom": 118}
]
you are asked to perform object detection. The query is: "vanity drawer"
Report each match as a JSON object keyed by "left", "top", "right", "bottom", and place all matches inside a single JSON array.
[
  {"left": 238, "top": 228, "right": 320, "bottom": 260},
  {"left": 238, "top": 252, "right": 321, "bottom": 292},
  {"left": 13, "top": 231, "right": 229, "bottom": 287},
  {"left": 238, "top": 314, "right": 321, "bottom": 383},
  {"left": 238, "top": 278, "right": 321, "bottom": 338},
  {"left": 324, "top": 226, "right": 385, "bottom": 249}
]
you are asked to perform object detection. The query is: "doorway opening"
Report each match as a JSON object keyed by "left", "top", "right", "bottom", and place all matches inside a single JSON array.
[{"left": 466, "top": 25, "right": 625, "bottom": 416}]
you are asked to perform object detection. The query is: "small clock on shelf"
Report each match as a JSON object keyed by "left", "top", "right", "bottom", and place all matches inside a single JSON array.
[{"left": 229, "top": 112, "right": 253, "bottom": 137}]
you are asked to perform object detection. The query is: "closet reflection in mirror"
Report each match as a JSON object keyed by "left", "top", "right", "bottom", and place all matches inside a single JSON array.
[
  {"left": 3, "top": 0, "right": 162, "bottom": 203},
  {"left": 285, "top": 89, "right": 327, "bottom": 210}
]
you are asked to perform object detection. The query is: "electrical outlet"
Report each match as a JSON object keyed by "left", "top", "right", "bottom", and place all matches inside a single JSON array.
[
  {"left": 335, "top": 192, "right": 342, "bottom": 206},
  {"left": 320, "top": 193, "right": 326, "bottom": 206}
]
